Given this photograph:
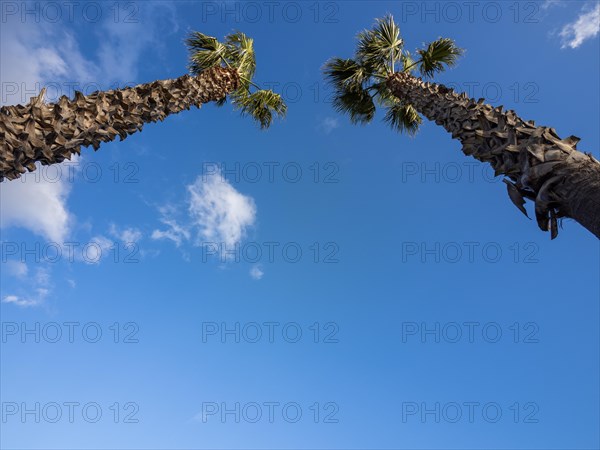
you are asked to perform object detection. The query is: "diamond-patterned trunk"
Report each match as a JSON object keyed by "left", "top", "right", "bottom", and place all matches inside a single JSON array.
[
  {"left": 387, "top": 72, "right": 600, "bottom": 239},
  {"left": 0, "top": 66, "right": 239, "bottom": 181}
]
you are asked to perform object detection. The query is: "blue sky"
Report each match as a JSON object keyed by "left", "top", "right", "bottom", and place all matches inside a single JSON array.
[{"left": 0, "top": 1, "right": 599, "bottom": 448}]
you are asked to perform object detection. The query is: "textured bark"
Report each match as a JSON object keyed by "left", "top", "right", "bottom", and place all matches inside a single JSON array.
[
  {"left": 387, "top": 72, "right": 600, "bottom": 239},
  {"left": 0, "top": 66, "right": 239, "bottom": 181}
]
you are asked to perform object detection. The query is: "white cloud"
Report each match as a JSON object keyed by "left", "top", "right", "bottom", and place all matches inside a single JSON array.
[
  {"left": 0, "top": 20, "right": 98, "bottom": 106},
  {"left": 2, "top": 290, "right": 48, "bottom": 308},
  {"left": 96, "top": 2, "right": 178, "bottom": 82},
  {"left": 3, "top": 260, "right": 28, "bottom": 278},
  {"left": 0, "top": 6, "right": 179, "bottom": 306},
  {"left": 188, "top": 171, "right": 257, "bottom": 247},
  {"left": 1, "top": 3, "right": 178, "bottom": 107},
  {"left": 151, "top": 205, "right": 191, "bottom": 247},
  {"left": 541, "top": 0, "right": 565, "bottom": 11},
  {"left": 249, "top": 265, "right": 264, "bottom": 280},
  {"left": 0, "top": 162, "right": 74, "bottom": 243},
  {"left": 109, "top": 223, "right": 143, "bottom": 244},
  {"left": 0, "top": 3, "right": 180, "bottom": 244},
  {"left": 319, "top": 117, "right": 340, "bottom": 134},
  {"left": 34, "top": 267, "right": 51, "bottom": 286},
  {"left": 2, "top": 267, "right": 52, "bottom": 308},
  {"left": 559, "top": 3, "right": 600, "bottom": 49},
  {"left": 84, "top": 235, "right": 114, "bottom": 264},
  {"left": 152, "top": 170, "right": 257, "bottom": 261}
]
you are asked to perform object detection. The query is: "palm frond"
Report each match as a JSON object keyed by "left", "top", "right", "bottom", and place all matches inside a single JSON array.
[
  {"left": 370, "top": 81, "right": 395, "bottom": 107},
  {"left": 401, "top": 51, "right": 416, "bottom": 73},
  {"left": 323, "top": 58, "right": 370, "bottom": 92},
  {"left": 332, "top": 87, "right": 376, "bottom": 125},
  {"left": 416, "top": 37, "right": 464, "bottom": 77},
  {"left": 186, "top": 31, "right": 229, "bottom": 74},
  {"left": 225, "top": 31, "right": 256, "bottom": 80},
  {"left": 383, "top": 103, "right": 422, "bottom": 135},
  {"left": 214, "top": 97, "right": 227, "bottom": 107},
  {"left": 233, "top": 89, "right": 287, "bottom": 129},
  {"left": 185, "top": 30, "right": 287, "bottom": 128},
  {"left": 356, "top": 14, "right": 403, "bottom": 74}
]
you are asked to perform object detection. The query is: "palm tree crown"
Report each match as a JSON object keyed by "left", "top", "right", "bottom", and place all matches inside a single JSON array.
[
  {"left": 323, "top": 15, "right": 463, "bottom": 135},
  {"left": 186, "top": 31, "right": 287, "bottom": 129}
]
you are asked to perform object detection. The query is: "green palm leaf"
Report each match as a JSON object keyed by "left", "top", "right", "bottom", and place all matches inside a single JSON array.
[
  {"left": 323, "top": 58, "right": 370, "bottom": 92},
  {"left": 356, "top": 14, "right": 403, "bottom": 74},
  {"left": 417, "top": 37, "right": 464, "bottom": 78},
  {"left": 225, "top": 31, "right": 256, "bottom": 80},
  {"left": 233, "top": 90, "right": 287, "bottom": 129},
  {"left": 185, "top": 31, "right": 286, "bottom": 129},
  {"left": 323, "top": 15, "right": 461, "bottom": 135},
  {"left": 384, "top": 103, "right": 422, "bottom": 136},
  {"left": 401, "top": 51, "right": 416, "bottom": 73},
  {"left": 186, "top": 31, "right": 229, "bottom": 74},
  {"left": 332, "top": 87, "right": 376, "bottom": 125}
]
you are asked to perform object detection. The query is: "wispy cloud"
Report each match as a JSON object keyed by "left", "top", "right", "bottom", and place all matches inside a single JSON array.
[
  {"left": 152, "top": 169, "right": 257, "bottom": 258},
  {"left": 249, "top": 264, "right": 264, "bottom": 280},
  {"left": 2, "top": 267, "right": 52, "bottom": 308},
  {"left": 3, "top": 260, "right": 28, "bottom": 278},
  {"left": 0, "top": 2, "right": 179, "bottom": 107},
  {"left": 109, "top": 223, "right": 143, "bottom": 244},
  {"left": 541, "top": 0, "right": 566, "bottom": 11},
  {"left": 318, "top": 117, "right": 340, "bottom": 134},
  {"left": 559, "top": 3, "right": 600, "bottom": 49},
  {"left": 84, "top": 235, "right": 115, "bottom": 264},
  {"left": 151, "top": 205, "right": 191, "bottom": 247},
  {"left": 0, "top": 5, "right": 179, "bottom": 308},
  {"left": 188, "top": 170, "right": 257, "bottom": 247},
  {"left": 0, "top": 161, "right": 75, "bottom": 243},
  {"left": 96, "top": 2, "right": 179, "bottom": 82}
]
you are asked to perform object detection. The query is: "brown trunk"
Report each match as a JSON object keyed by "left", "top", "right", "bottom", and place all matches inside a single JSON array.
[
  {"left": 0, "top": 67, "right": 239, "bottom": 181},
  {"left": 387, "top": 72, "right": 600, "bottom": 239}
]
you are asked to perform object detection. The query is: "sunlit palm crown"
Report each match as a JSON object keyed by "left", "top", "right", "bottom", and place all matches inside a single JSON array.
[
  {"left": 186, "top": 31, "right": 287, "bottom": 129},
  {"left": 323, "top": 15, "right": 463, "bottom": 135}
]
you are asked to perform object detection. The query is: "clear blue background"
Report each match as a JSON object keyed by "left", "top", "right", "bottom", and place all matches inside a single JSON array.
[{"left": 1, "top": 1, "right": 599, "bottom": 448}]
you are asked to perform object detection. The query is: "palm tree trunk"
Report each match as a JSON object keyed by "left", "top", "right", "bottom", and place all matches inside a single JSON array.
[
  {"left": 387, "top": 72, "right": 600, "bottom": 239},
  {"left": 0, "top": 67, "right": 239, "bottom": 182}
]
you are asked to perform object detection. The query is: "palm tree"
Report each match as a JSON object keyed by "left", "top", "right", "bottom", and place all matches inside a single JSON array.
[
  {"left": 324, "top": 15, "right": 600, "bottom": 239},
  {"left": 0, "top": 31, "right": 286, "bottom": 182}
]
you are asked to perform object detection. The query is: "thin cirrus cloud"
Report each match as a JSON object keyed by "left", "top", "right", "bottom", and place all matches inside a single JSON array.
[
  {"left": 151, "top": 205, "right": 192, "bottom": 248},
  {"left": 3, "top": 260, "right": 28, "bottom": 278},
  {"left": 109, "top": 223, "right": 143, "bottom": 244},
  {"left": 250, "top": 265, "right": 265, "bottom": 280},
  {"left": 559, "top": 3, "right": 600, "bottom": 49},
  {"left": 0, "top": 3, "right": 179, "bottom": 246},
  {"left": 152, "top": 169, "right": 257, "bottom": 257},
  {"left": 1, "top": 267, "right": 51, "bottom": 308},
  {"left": 318, "top": 117, "right": 340, "bottom": 134}
]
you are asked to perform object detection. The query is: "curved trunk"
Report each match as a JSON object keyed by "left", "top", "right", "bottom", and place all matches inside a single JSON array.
[
  {"left": 387, "top": 72, "right": 600, "bottom": 239},
  {"left": 0, "top": 67, "right": 239, "bottom": 182}
]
